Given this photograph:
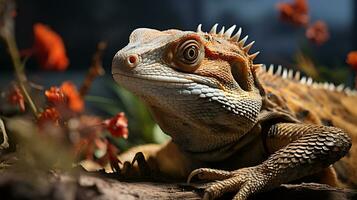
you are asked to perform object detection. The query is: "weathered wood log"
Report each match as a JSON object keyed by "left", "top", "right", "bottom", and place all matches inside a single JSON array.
[{"left": 0, "top": 172, "right": 356, "bottom": 200}]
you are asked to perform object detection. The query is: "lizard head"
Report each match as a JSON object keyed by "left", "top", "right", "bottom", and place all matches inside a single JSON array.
[{"left": 112, "top": 24, "right": 263, "bottom": 158}]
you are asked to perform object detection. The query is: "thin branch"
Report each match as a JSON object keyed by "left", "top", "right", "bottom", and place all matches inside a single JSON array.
[
  {"left": 79, "top": 41, "right": 106, "bottom": 97},
  {"left": 0, "top": 0, "right": 39, "bottom": 117},
  {"left": 5, "top": 34, "right": 39, "bottom": 117}
]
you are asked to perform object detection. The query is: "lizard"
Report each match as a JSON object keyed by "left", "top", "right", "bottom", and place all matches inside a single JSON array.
[{"left": 111, "top": 23, "right": 356, "bottom": 200}]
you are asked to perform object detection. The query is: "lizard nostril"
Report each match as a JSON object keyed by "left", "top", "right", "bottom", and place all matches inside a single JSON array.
[{"left": 127, "top": 54, "right": 139, "bottom": 68}]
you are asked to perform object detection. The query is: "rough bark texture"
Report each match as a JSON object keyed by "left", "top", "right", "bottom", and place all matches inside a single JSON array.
[{"left": 0, "top": 172, "right": 356, "bottom": 200}]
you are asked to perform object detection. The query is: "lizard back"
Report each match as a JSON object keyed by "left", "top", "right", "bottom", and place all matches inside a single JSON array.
[{"left": 257, "top": 66, "right": 357, "bottom": 186}]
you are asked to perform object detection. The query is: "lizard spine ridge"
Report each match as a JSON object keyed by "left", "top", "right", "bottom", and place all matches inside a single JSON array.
[{"left": 260, "top": 64, "right": 357, "bottom": 96}]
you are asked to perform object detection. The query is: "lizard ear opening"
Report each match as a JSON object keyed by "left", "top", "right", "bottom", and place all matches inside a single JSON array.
[
  {"left": 168, "top": 38, "right": 204, "bottom": 73},
  {"left": 231, "top": 61, "right": 254, "bottom": 91}
]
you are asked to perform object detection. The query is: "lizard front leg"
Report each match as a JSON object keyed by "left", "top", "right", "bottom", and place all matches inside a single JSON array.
[{"left": 187, "top": 123, "right": 352, "bottom": 200}]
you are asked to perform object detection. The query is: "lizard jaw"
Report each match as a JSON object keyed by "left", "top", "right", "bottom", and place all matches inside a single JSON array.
[
  {"left": 112, "top": 71, "right": 223, "bottom": 90},
  {"left": 112, "top": 72, "right": 194, "bottom": 84}
]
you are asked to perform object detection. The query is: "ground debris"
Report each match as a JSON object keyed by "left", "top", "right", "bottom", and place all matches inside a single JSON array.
[{"left": 0, "top": 171, "right": 356, "bottom": 200}]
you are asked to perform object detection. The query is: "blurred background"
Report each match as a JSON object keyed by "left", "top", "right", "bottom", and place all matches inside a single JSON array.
[
  {"left": 1, "top": 0, "right": 356, "bottom": 81},
  {"left": 1, "top": 0, "right": 356, "bottom": 147}
]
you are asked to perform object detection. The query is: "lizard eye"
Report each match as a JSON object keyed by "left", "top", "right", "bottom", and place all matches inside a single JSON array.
[
  {"left": 181, "top": 40, "right": 199, "bottom": 64},
  {"left": 171, "top": 39, "right": 204, "bottom": 72}
]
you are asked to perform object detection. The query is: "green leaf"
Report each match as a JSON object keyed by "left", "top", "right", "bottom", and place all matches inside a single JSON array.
[
  {"left": 90, "top": 80, "right": 166, "bottom": 146},
  {"left": 151, "top": 124, "right": 170, "bottom": 144},
  {"left": 85, "top": 95, "right": 122, "bottom": 116}
]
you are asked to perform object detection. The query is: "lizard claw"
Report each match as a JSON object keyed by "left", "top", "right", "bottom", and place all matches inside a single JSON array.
[
  {"left": 120, "top": 152, "right": 153, "bottom": 179},
  {"left": 187, "top": 168, "right": 232, "bottom": 184},
  {"left": 132, "top": 152, "right": 151, "bottom": 176},
  {"left": 187, "top": 166, "right": 268, "bottom": 200}
]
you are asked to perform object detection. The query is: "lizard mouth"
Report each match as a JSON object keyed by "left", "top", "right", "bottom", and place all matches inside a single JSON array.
[
  {"left": 112, "top": 72, "right": 194, "bottom": 84},
  {"left": 112, "top": 72, "right": 221, "bottom": 89}
]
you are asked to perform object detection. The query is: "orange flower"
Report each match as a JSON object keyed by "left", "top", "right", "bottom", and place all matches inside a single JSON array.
[
  {"left": 60, "top": 81, "right": 84, "bottom": 113},
  {"left": 8, "top": 85, "right": 25, "bottom": 112},
  {"left": 103, "top": 112, "right": 128, "bottom": 138},
  {"left": 305, "top": 21, "right": 329, "bottom": 45},
  {"left": 72, "top": 115, "right": 105, "bottom": 160},
  {"left": 347, "top": 51, "right": 357, "bottom": 71},
  {"left": 33, "top": 23, "right": 69, "bottom": 71},
  {"left": 44, "top": 82, "right": 84, "bottom": 113},
  {"left": 45, "top": 86, "right": 66, "bottom": 105},
  {"left": 277, "top": 0, "right": 309, "bottom": 26},
  {"left": 38, "top": 107, "right": 60, "bottom": 126}
]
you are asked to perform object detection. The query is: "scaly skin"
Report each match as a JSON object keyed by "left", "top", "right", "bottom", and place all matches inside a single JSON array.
[{"left": 111, "top": 24, "right": 355, "bottom": 200}]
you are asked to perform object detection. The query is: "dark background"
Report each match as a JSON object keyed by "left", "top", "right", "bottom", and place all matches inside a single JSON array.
[{"left": 1, "top": 0, "right": 356, "bottom": 98}]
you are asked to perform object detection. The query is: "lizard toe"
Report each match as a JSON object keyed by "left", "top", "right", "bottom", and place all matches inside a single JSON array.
[
  {"left": 203, "top": 176, "right": 244, "bottom": 200},
  {"left": 191, "top": 166, "right": 269, "bottom": 200},
  {"left": 232, "top": 183, "right": 252, "bottom": 200},
  {"left": 187, "top": 168, "right": 232, "bottom": 184}
]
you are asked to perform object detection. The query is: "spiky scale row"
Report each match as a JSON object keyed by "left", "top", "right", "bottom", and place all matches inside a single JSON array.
[
  {"left": 197, "top": 24, "right": 203, "bottom": 33},
  {"left": 196, "top": 23, "right": 259, "bottom": 59},
  {"left": 261, "top": 64, "right": 357, "bottom": 96},
  {"left": 197, "top": 24, "right": 356, "bottom": 96},
  {"left": 218, "top": 26, "right": 225, "bottom": 35},
  {"left": 232, "top": 28, "right": 242, "bottom": 41},
  {"left": 238, "top": 36, "right": 249, "bottom": 47},
  {"left": 294, "top": 71, "right": 301, "bottom": 81},
  {"left": 286, "top": 69, "right": 292, "bottom": 78},
  {"left": 243, "top": 41, "right": 255, "bottom": 53},
  {"left": 276, "top": 65, "right": 282, "bottom": 76},
  {"left": 209, "top": 23, "right": 218, "bottom": 34},
  {"left": 249, "top": 52, "right": 260, "bottom": 60},
  {"left": 225, "top": 25, "right": 236, "bottom": 37},
  {"left": 282, "top": 68, "right": 288, "bottom": 79}
]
